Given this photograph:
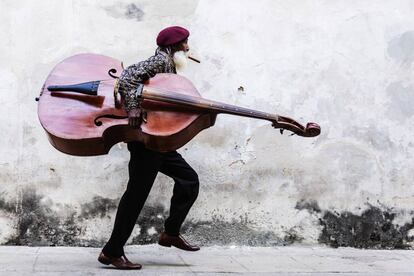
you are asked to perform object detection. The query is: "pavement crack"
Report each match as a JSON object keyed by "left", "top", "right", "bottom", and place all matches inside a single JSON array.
[
  {"left": 288, "top": 254, "right": 315, "bottom": 272},
  {"left": 32, "top": 247, "right": 40, "bottom": 273},
  {"left": 230, "top": 256, "right": 249, "bottom": 272},
  {"left": 178, "top": 254, "right": 196, "bottom": 274}
]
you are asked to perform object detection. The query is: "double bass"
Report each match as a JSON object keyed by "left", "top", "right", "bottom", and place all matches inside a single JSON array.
[{"left": 37, "top": 53, "right": 320, "bottom": 156}]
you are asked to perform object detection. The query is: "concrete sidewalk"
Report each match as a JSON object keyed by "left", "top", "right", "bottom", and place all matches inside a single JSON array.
[{"left": 0, "top": 244, "right": 413, "bottom": 275}]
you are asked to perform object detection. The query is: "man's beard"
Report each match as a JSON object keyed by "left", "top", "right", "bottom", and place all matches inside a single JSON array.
[{"left": 173, "top": 50, "right": 189, "bottom": 72}]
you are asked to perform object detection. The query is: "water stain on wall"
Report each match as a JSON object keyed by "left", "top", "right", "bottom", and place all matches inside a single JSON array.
[
  {"left": 80, "top": 196, "right": 118, "bottom": 219},
  {"left": 23, "top": 123, "right": 38, "bottom": 147},
  {"left": 103, "top": 3, "right": 144, "bottom": 21},
  {"left": 387, "top": 31, "right": 414, "bottom": 64},
  {"left": 297, "top": 199, "right": 414, "bottom": 249},
  {"left": 0, "top": 188, "right": 290, "bottom": 247},
  {"left": 0, "top": 194, "right": 14, "bottom": 213},
  {"left": 2, "top": 188, "right": 414, "bottom": 248},
  {"left": 182, "top": 219, "right": 286, "bottom": 246},
  {"left": 348, "top": 124, "right": 394, "bottom": 152},
  {"left": 295, "top": 199, "right": 321, "bottom": 213},
  {"left": 4, "top": 188, "right": 81, "bottom": 246},
  {"left": 386, "top": 82, "right": 414, "bottom": 119},
  {"left": 319, "top": 206, "right": 414, "bottom": 249},
  {"left": 124, "top": 4, "right": 145, "bottom": 21},
  {"left": 131, "top": 205, "right": 169, "bottom": 244}
]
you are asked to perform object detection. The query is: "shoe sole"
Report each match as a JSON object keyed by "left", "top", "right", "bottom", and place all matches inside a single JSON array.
[
  {"left": 158, "top": 241, "right": 200, "bottom": 251},
  {"left": 98, "top": 257, "right": 111, "bottom": 265},
  {"left": 98, "top": 258, "right": 142, "bottom": 269},
  {"left": 158, "top": 241, "right": 172, "bottom": 247}
]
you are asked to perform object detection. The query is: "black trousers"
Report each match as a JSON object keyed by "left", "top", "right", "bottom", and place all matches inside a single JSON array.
[{"left": 103, "top": 142, "right": 199, "bottom": 257}]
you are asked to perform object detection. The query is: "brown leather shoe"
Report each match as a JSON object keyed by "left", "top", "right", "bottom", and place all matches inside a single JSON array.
[
  {"left": 158, "top": 232, "right": 200, "bottom": 251},
  {"left": 98, "top": 252, "right": 142, "bottom": 270}
]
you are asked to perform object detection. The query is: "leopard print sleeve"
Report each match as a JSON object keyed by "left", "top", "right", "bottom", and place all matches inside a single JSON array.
[{"left": 119, "top": 53, "right": 171, "bottom": 112}]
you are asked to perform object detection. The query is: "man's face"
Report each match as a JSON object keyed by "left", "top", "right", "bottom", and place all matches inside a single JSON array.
[
  {"left": 172, "top": 39, "right": 189, "bottom": 53},
  {"left": 180, "top": 39, "right": 189, "bottom": 52}
]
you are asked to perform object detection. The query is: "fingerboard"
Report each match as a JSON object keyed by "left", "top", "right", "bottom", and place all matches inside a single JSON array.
[{"left": 142, "top": 88, "right": 278, "bottom": 122}]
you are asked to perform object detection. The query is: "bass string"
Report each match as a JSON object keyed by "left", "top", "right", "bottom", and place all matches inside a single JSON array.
[{"left": 143, "top": 87, "right": 278, "bottom": 121}]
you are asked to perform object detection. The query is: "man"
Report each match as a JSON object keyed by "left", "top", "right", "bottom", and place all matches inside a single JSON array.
[{"left": 98, "top": 26, "right": 200, "bottom": 270}]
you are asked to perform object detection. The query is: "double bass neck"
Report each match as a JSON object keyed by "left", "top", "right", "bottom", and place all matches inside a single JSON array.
[{"left": 141, "top": 87, "right": 279, "bottom": 123}]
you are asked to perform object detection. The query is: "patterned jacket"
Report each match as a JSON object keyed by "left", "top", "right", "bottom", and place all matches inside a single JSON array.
[{"left": 119, "top": 47, "right": 176, "bottom": 112}]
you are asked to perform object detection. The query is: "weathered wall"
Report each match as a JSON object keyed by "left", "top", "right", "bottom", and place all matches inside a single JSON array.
[{"left": 1, "top": 0, "right": 414, "bottom": 248}]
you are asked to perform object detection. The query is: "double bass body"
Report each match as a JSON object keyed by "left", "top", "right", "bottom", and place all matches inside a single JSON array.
[{"left": 38, "top": 53, "right": 217, "bottom": 156}]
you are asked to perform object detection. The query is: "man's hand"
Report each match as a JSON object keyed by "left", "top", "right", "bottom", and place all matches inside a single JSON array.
[{"left": 128, "top": 107, "right": 142, "bottom": 128}]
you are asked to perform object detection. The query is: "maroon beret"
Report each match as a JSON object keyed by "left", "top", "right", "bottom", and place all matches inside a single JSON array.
[{"left": 156, "top": 26, "right": 190, "bottom": 47}]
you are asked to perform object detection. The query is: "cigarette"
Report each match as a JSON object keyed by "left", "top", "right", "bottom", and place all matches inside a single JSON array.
[{"left": 188, "top": 55, "right": 201, "bottom": 63}]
